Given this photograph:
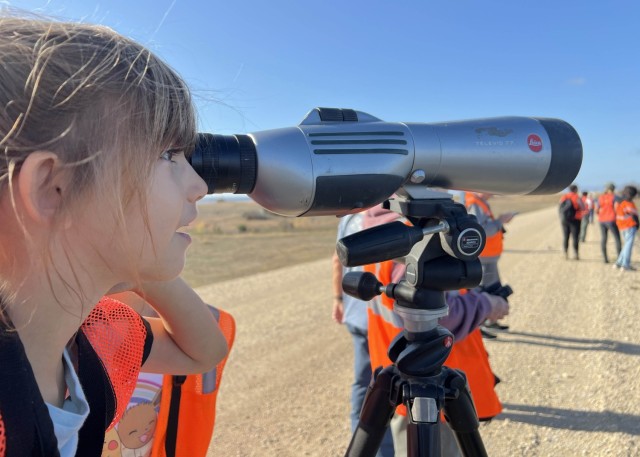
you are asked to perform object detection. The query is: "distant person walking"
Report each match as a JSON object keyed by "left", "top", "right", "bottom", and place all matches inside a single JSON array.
[
  {"left": 559, "top": 184, "right": 584, "bottom": 260},
  {"left": 588, "top": 192, "right": 596, "bottom": 223},
  {"left": 596, "top": 182, "right": 622, "bottom": 264},
  {"left": 332, "top": 213, "right": 394, "bottom": 457},
  {"left": 614, "top": 185, "right": 639, "bottom": 271},
  {"left": 579, "top": 191, "right": 593, "bottom": 242}
]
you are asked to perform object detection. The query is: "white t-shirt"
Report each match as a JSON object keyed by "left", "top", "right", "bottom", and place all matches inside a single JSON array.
[{"left": 45, "top": 348, "right": 90, "bottom": 457}]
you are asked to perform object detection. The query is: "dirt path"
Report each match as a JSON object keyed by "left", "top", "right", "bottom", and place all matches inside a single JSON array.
[{"left": 199, "top": 207, "right": 640, "bottom": 456}]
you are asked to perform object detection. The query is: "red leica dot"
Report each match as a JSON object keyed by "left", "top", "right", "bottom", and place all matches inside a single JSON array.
[{"left": 527, "top": 134, "right": 543, "bottom": 152}]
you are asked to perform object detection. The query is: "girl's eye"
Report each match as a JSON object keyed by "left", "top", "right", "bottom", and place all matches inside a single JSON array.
[{"left": 160, "top": 149, "right": 181, "bottom": 163}]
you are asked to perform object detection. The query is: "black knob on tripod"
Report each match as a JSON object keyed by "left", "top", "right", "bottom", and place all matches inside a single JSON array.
[
  {"left": 342, "top": 271, "right": 382, "bottom": 301},
  {"left": 337, "top": 221, "right": 425, "bottom": 267}
]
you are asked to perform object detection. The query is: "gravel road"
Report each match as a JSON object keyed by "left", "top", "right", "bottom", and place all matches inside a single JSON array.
[{"left": 199, "top": 206, "right": 640, "bottom": 457}]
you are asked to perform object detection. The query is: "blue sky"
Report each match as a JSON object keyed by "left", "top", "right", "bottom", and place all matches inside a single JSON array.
[{"left": 9, "top": 0, "right": 640, "bottom": 191}]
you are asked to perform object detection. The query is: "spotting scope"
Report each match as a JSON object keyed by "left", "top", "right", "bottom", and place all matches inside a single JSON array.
[{"left": 189, "top": 107, "right": 582, "bottom": 216}]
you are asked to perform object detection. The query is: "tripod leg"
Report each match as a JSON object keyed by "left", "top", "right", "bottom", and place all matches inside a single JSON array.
[
  {"left": 407, "top": 415, "right": 441, "bottom": 457},
  {"left": 345, "top": 366, "right": 399, "bottom": 457},
  {"left": 442, "top": 368, "right": 488, "bottom": 457}
]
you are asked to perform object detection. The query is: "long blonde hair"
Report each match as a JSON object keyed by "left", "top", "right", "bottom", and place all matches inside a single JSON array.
[{"left": 0, "top": 12, "right": 198, "bottom": 314}]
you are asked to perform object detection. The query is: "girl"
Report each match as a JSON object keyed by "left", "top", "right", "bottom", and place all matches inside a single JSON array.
[{"left": 0, "top": 12, "right": 228, "bottom": 457}]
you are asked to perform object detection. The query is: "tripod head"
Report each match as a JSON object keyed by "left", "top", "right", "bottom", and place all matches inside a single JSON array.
[
  {"left": 341, "top": 193, "right": 494, "bottom": 457},
  {"left": 337, "top": 191, "right": 484, "bottom": 333}
]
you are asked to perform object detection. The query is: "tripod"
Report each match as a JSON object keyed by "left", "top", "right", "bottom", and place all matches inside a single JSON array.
[{"left": 337, "top": 195, "right": 490, "bottom": 457}]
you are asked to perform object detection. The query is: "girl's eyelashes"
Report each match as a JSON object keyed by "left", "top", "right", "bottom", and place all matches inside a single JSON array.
[{"left": 160, "top": 149, "right": 182, "bottom": 163}]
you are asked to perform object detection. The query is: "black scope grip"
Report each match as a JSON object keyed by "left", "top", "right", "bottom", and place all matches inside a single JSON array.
[{"left": 337, "top": 221, "right": 424, "bottom": 267}]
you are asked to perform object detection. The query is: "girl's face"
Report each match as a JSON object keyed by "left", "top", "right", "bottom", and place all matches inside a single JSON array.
[
  {"left": 75, "top": 148, "right": 207, "bottom": 286},
  {"left": 124, "top": 149, "right": 208, "bottom": 281}
]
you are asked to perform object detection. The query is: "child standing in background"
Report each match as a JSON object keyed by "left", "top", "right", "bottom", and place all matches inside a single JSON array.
[
  {"left": 0, "top": 12, "right": 227, "bottom": 457},
  {"left": 614, "top": 185, "right": 639, "bottom": 272}
]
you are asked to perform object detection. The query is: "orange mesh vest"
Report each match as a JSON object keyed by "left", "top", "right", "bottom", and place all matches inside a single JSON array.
[
  {"left": 150, "top": 309, "right": 236, "bottom": 457},
  {"left": 464, "top": 193, "right": 503, "bottom": 257},
  {"left": 0, "top": 297, "right": 150, "bottom": 457},
  {"left": 81, "top": 297, "right": 150, "bottom": 429}
]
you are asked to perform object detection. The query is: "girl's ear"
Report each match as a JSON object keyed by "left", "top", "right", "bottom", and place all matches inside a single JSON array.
[{"left": 17, "top": 151, "right": 65, "bottom": 224}]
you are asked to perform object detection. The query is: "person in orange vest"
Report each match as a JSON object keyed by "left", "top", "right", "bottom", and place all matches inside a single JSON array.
[
  {"left": 102, "top": 294, "right": 236, "bottom": 457},
  {"left": 613, "top": 185, "right": 639, "bottom": 272},
  {"left": 559, "top": 184, "right": 585, "bottom": 260},
  {"left": 464, "top": 192, "right": 516, "bottom": 334},
  {"left": 595, "top": 182, "right": 622, "bottom": 264},
  {"left": 362, "top": 204, "right": 509, "bottom": 457},
  {"left": 0, "top": 16, "right": 228, "bottom": 456},
  {"left": 332, "top": 213, "right": 395, "bottom": 457}
]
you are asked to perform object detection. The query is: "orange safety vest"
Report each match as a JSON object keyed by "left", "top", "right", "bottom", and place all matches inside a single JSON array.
[
  {"left": 0, "top": 300, "right": 234, "bottom": 457},
  {"left": 616, "top": 200, "right": 639, "bottom": 231},
  {"left": 150, "top": 309, "right": 235, "bottom": 457},
  {"left": 560, "top": 192, "right": 584, "bottom": 221},
  {"left": 364, "top": 261, "right": 502, "bottom": 420},
  {"left": 365, "top": 260, "right": 408, "bottom": 416},
  {"left": 598, "top": 193, "right": 616, "bottom": 223},
  {"left": 442, "top": 290, "right": 501, "bottom": 420},
  {"left": 464, "top": 193, "right": 503, "bottom": 258}
]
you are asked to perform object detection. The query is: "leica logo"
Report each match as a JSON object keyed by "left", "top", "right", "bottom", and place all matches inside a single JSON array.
[{"left": 527, "top": 134, "right": 543, "bottom": 152}]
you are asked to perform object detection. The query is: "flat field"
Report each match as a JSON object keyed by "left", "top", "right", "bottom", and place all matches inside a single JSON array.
[{"left": 182, "top": 194, "right": 561, "bottom": 288}]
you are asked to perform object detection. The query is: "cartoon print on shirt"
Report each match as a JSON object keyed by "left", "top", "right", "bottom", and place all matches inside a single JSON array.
[
  {"left": 114, "top": 374, "right": 163, "bottom": 457},
  {"left": 118, "top": 401, "right": 159, "bottom": 456},
  {"left": 102, "top": 428, "right": 122, "bottom": 457}
]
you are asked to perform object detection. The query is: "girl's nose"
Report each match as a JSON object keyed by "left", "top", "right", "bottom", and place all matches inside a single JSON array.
[{"left": 188, "top": 165, "right": 208, "bottom": 203}]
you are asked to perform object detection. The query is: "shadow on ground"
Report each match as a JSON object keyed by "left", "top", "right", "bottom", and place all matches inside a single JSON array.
[
  {"left": 490, "top": 331, "right": 640, "bottom": 356},
  {"left": 497, "top": 403, "right": 640, "bottom": 434}
]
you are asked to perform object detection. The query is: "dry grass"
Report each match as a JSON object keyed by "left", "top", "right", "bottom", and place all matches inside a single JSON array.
[
  {"left": 182, "top": 194, "right": 561, "bottom": 288},
  {"left": 183, "top": 201, "right": 339, "bottom": 287}
]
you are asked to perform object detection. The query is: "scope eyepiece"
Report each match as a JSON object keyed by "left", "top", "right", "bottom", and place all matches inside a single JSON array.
[{"left": 189, "top": 133, "right": 258, "bottom": 194}]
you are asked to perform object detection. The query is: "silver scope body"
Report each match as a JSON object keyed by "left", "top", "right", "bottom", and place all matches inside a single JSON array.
[{"left": 190, "top": 108, "right": 583, "bottom": 216}]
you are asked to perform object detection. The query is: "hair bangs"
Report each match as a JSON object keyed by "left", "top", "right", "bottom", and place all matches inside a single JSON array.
[{"left": 119, "top": 47, "right": 197, "bottom": 160}]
